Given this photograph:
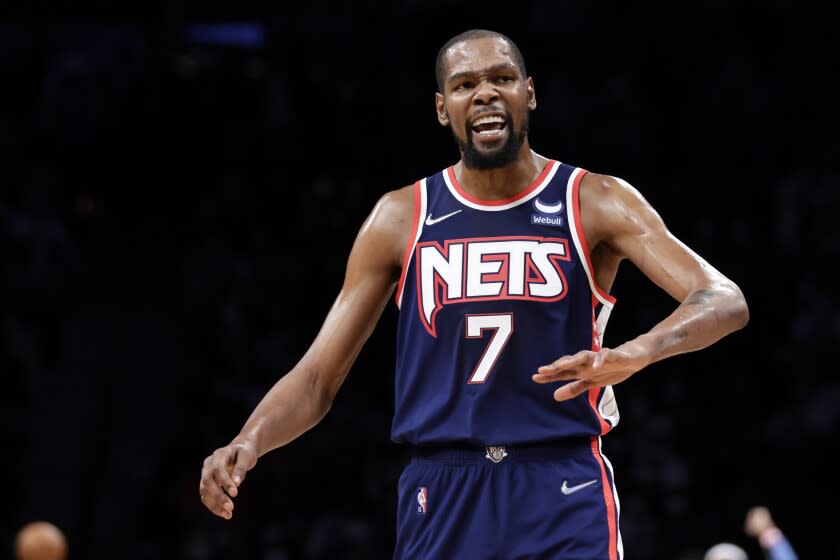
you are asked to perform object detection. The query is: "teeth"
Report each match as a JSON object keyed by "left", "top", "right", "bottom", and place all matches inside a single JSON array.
[{"left": 473, "top": 115, "right": 505, "bottom": 126}]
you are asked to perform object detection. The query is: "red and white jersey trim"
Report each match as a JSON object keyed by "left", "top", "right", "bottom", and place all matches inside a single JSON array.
[
  {"left": 566, "top": 167, "right": 616, "bottom": 313},
  {"left": 395, "top": 179, "right": 428, "bottom": 309},
  {"left": 591, "top": 436, "right": 624, "bottom": 560},
  {"left": 568, "top": 167, "right": 621, "bottom": 431},
  {"left": 442, "top": 157, "right": 560, "bottom": 211}
]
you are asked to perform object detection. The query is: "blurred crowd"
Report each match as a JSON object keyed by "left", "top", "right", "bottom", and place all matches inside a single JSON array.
[{"left": 1, "top": 7, "right": 837, "bottom": 559}]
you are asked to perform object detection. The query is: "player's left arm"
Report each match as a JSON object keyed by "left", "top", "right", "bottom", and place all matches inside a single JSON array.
[{"left": 533, "top": 173, "right": 749, "bottom": 401}]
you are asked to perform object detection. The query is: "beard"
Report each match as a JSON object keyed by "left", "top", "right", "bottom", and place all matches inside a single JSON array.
[{"left": 453, "top": 115, "right": 529, "bottom": 170}]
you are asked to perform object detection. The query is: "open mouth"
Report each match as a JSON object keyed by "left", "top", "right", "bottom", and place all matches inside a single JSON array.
[{"left": 471, "top": 114, "right": 507, "bottom": 137}]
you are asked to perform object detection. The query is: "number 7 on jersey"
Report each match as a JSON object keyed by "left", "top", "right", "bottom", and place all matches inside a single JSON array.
[{"left": 465, "top": 313, "right": 514, "bottom": 384}]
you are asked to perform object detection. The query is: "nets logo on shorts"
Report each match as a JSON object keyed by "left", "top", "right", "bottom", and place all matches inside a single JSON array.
[{"left": 416, "top": 487, "right": 428, "bottom": 514}]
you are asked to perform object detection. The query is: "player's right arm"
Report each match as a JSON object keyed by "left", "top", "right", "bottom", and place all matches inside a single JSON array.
[{"left": 199, "top": 184, "right": 415, "bottom": 520}]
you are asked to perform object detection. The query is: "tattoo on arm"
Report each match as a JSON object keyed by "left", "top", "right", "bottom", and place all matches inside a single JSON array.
[
  {"left": 684, "top": 289, "right": 715, "bottom": 307},
  {"left": 657, "top": 329, "right": 688, "bottom": 352},
  {"left": 659, "top": 289, "right": 714, "bottom": 353}
]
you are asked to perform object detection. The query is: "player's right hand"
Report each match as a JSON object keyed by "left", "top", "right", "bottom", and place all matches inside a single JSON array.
[{"left": 199, "top": 440, "right": 258, "bottom": 520}]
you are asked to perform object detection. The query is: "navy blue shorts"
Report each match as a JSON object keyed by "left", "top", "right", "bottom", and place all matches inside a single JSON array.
[{"left": 394, "top": 437, "right": 622, "bottom": 559}]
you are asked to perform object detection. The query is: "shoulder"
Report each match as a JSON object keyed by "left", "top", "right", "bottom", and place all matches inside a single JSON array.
[
  {"left": 577, "top": 171, "right": 666, "bottom": 248},
  {"left": 366, "top": 183, "right": 417, "bottom": 233},
  {"left": 579, "top": 171, "right": 649, "bottom": 207},
  {"left": 353, "top": 183, "right": 418, "bottom": 270},
  {"left": 375, "top": 182, "right": 416, "bottom": 214}
]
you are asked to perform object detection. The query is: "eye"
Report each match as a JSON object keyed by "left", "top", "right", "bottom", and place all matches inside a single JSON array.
[
  {"left": 454, "top": 81, "right": 475, "bottom": 91},
  {"left": 496, "top": 75, "right": 515, "bottom": 84}
]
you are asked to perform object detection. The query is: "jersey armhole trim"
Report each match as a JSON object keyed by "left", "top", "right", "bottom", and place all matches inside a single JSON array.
[
  {"left": 568, "top": 168, "right": 617, "bottom": 307},
  {"left": 395, "top": 179, "right": 427, "bottom": 309}
]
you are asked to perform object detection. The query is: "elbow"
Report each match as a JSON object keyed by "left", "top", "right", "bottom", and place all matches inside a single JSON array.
[
  {"left": 734, "top": 298, "right": 750, "bottom": 330},
  {"left": 728, "top": 285, "right": 750, "bottom": 331},
  {"left": 308, "top": 366, "right": 340, "bottom": 422},
  {"left": 311, "top": 378, "right": 336, "bottom": 423},
  {"left": 314, "top": 398, "right": 333, "bottom": 426},
  {"left": 317, "top": 385, "right": 337, "bottom": 421},
  {"left": 702, "top": 282, "right": 749, "bottom": 334}
]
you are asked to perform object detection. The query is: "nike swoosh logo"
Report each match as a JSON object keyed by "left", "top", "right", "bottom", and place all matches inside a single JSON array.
[
  {"left": 425, "top": 209, "right": 462, "bottom": 226},
  {"left": 560, "top": 479, "right": 598, "bottom": 495}
]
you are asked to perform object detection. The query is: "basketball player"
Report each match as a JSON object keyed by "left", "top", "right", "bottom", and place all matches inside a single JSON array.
[{"left": 200, "top": 29, "right": 749, "bottom": 558}]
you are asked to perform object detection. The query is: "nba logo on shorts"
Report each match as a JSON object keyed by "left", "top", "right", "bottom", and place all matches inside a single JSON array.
[{"left": 416, "top": 487, "right": 428, "bottom": 514}]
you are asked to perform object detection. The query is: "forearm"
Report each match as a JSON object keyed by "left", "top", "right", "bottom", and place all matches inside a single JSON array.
[
  {"left": 232, "top": 365, "right": 333, "bottom": 457},
  {"left": 628, "top": 284, "right": 749, "bottom": 365},
  {"left": 760, "top": 528, "right": 798, "bottom": 560},
  {"left": 229, "top": 278, "right": 394, "bottom": 457}
]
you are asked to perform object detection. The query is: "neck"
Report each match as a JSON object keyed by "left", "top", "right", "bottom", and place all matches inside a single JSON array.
[{"left": 454, "top": 146, "right": 548, "bottom": 201}]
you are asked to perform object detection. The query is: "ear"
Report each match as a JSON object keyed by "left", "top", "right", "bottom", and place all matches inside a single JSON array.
[
  {"left": 526, "top": 77, "right": 536, "bottom": 110},
  {"left": 435, "top": 92, "right": 449, "bottom": 126}
]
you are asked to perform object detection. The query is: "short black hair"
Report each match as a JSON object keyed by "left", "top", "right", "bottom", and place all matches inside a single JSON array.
[{"left": 435, "top": 29, "right": 527, "bottom": 93}]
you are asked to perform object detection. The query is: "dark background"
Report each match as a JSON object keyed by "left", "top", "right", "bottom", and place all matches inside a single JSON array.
[{"left": 1, "top": 2, "right": 838, "bottom": 559}]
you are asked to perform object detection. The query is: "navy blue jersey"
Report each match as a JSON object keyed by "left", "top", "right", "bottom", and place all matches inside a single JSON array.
[{"left": 392, "top": 158, "right": 620, "bottom": 446}]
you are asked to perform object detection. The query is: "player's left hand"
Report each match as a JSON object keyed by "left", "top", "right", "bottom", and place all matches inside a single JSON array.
[{"left": 532, "top": 343, "right": 650, "bottom": 401}]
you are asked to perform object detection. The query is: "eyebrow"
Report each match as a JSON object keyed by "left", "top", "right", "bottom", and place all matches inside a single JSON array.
[{"left": 447, "top": 63, "right": 520, "bottom": 85}]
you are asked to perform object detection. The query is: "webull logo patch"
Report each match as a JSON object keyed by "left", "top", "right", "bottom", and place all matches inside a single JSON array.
[
  {"left": 531, "top": 214, "right": 563, "bottom": 226},
  {"left": 531, "top": 196, "right": 564, "bottom": 227}
]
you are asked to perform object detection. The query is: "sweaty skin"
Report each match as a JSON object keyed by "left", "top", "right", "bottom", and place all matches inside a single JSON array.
[
  {"left": 531, "top": 172, "right": 749, "bottom": 400},
  {"left": 199, "top": 35, "right": 749, "bottom": 520}
]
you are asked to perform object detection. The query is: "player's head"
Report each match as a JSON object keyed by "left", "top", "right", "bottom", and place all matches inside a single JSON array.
[
  {"left": 14, "top": 521, "right": 68, "bottom": 560},
  {"left": 435, "top": 29, "right": 527, "bottom": 93},
  {"left": 703, "top": 542, "right": 747, "bottom": 560},
  {"left": 434, "top": 29, "right": 536, "bottom": 170}
]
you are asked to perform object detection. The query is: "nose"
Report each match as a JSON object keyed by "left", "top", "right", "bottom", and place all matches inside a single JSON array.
[{"left": 472, "top": 79, "right": 498, "bottom": 105}]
